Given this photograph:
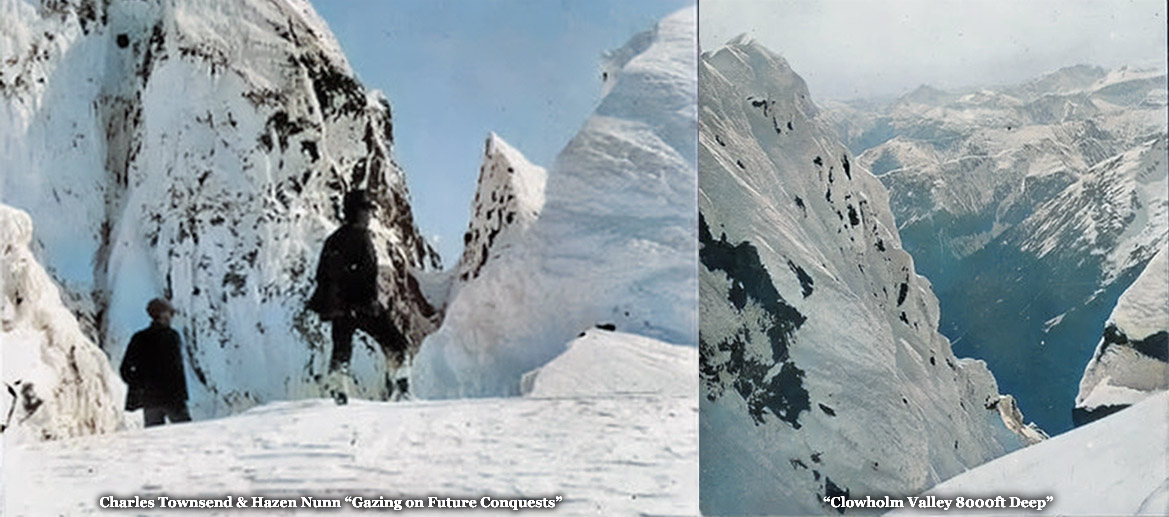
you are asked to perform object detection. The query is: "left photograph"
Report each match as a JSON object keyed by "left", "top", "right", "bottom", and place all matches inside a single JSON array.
[{"left": 0, "top": 0, "right": 697, "bottom": 514}]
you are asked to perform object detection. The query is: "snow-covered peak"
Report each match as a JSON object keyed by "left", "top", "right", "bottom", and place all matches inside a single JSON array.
[
  {"left": 702, "top": 36, "right": 819, "bottom": 121},
  {"left": 699, "top": 37, "right": 1039, "bottom": 515},
  {"left": 453, "top": 133, "right": 545, "bottom": 284},
  {"left": 411, "top": 7, "right": 697, "bottom": 399},
  {"left": 1, "top": 204, "right": 125, "bottom": 443}
]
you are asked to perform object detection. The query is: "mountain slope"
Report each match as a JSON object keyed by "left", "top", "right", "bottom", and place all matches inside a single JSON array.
[
  {"left": 825, "top": 65, "right": 1168, "bottom": 433},
  {"left": 889, "top": 391, "right": 1169, "bottom": 516},
  {"left": 1, "top": 204, "right": 125, "bottom": 443},
  {"left": 410, "top": 7, "right": 698, "bottom": 399},
  {"left": 1, "top": 0, "right": 440, "bottom": 417},
  {"left": 698, "top": 37, "right": 1040, "bottom": 516}
]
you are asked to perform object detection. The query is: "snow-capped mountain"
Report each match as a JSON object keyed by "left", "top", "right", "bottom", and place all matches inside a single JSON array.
[
  {"left": 823, "top": 64, "right": 1168, "bottom": 433},
  {"left": 1, "top": 204, "right": 124, "bottom": 443},
  {"left": 1074, "top": 244, "right": 1168, "bottom": 426},
  {"left": 890, "top": 390, "right": 1169, "bottom": 516},
  {"left": 698, "top": 36, "right": 1041, "bottom": 516},
  {"left": 1, "top": 0, "right": 440, "bottom": 417},
  {"left": 410, "top": 7, "right": 698, "bottom": 399}
]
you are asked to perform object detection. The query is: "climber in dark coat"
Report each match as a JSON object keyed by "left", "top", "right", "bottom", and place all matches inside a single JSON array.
[
  {"left": 308, "top": 190, "right": 410, "bottom": 399},
  {"left": 120, "top": 298, "right": 191, "bottom": 427}
]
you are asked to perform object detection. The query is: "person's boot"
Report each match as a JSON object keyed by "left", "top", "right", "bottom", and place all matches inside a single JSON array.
[{"left": 325, "top": 364, "right": 351, "bottom": 406}]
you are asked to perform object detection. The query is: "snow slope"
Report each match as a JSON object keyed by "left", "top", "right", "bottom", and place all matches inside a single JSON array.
[
  {"left": 1, "top": 330, "right": 698, "bottom": 516},
  {"left": 1074, "top": 244, "right": 1168, "bottom": 426},
  {"left": 1, "top": 0, "right": 440, "bottom": 417},
  {"left": 521, "top": 329, "right": 696, "bottom": 398},
  {"left": 411, "top": 7, "right": 698, "bottom": 399},
  {"left": 698, "top": 36, "right": 1041, "bottom": 516},
  {"left": 0, "top": 204, "right": 124, "bottom": 443},
  {"left": 889, "top": 391, "right": 1169, "bottom": 516}
]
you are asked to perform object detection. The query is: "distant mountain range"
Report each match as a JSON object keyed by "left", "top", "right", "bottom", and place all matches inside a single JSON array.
[{"left": 823, "top": 64, "right": 1168, "bottom": 433}]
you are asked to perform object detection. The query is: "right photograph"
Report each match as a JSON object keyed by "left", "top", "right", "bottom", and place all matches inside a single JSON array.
[{"left": 698, "top": 0, "right": 1167, "bottom": 515}]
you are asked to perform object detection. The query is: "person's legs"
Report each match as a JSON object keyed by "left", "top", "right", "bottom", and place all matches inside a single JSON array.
[
  {"left": 330, "top": 317, "right": 357, "bottom": 372},
  {"left": 165, "top": 402, "right": 192, "bottom": 424},
  {"left": 143, "top": 407, "right": 165, "bottom": 427},
  {"left": 355, "top": 307, "right": 410, "bottom": 365}
]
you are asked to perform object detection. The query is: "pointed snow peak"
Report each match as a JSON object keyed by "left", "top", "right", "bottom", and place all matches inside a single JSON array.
[
  {"left": 454, "top": 133, "right": 546, "bottom": 283},
  {"left": 900, "top": 84, "right": 954, "bottom": 106},
  {"left": 599, "top": 6, "right": 694, "bottom": 102},
  {"left": 726, "top": 32, "right": 756, "bottom": 47}
]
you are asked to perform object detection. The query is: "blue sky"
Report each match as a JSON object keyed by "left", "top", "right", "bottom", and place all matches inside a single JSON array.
[{"left": 311, "top": 0, "right": 692, "bottom": 264}]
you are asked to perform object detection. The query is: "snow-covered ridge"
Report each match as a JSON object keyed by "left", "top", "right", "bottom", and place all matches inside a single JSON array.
[
  {"left": 410, "top": 7, "right": 697, "bottom": 400},
  {"left": 698, "top": 37, "right": 1039, "bottom": 516},
  {"left": 1, "top": 204, "right": 124, "bottom": 443},
  {"left": 1074, "top": 244, "right": 1168, "bottom": 426},
  {"left": 2, "top": 0, "right": 439, "bottom": 417},
  {"left": 890, "top": 391, "right": 1169, "bottom": 516},
  {"left": 521, "top": 329, "right": 696, "bottom": 399}
]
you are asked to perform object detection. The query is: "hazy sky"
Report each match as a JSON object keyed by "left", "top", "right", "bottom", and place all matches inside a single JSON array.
[
  {"left": 700, "top": 0, "right": 1168, "bottom": 101},
  {"left": 312, "top": 0, "right": 692, "bottom": 263}
]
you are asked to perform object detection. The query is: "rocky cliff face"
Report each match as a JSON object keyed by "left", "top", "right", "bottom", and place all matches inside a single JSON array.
[
  {"left": 1, "top": 0, "right": 440, "bottom": 417},
  {"left": 698, "top": 36, "right": 1041, "bottom": 516},
  {"left": 1075, "top": 243, "right": 1168, "bottom": 426},
  {"left": 1, "top": 204, "right": 124, "bottom": 442},
  {"left": 453, "top": 133, "right": 545, "bottom": 286}
]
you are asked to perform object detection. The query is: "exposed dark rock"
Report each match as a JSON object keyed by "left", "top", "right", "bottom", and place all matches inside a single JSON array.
[
  {"left": 700, "top": 213, "right": 810, "bottom": 429},
  {"left": 1072, "top": 403, "right": 1129, "bottom": 427},
  {"left": 787, "top": 260, "right": 814, "bottom": 298}
]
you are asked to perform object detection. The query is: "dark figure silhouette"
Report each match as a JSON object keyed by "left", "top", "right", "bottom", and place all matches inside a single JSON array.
[
  {"left": 120, "top": 298, "right": 191, "bottom": 427},
  {"left": 308, "top": 190, "right": 410, "bottom": 403}
]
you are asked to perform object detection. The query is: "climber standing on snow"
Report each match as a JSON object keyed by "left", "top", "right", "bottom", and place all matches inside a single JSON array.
[
  {"left": 120, "top": 298, "right": 191, "bottom": 427},
  {"left": 308, "top": 189, "right": 410, "bottom": 405}
]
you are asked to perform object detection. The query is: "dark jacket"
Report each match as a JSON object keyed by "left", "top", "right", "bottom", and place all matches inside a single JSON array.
[
  {"left": 307, "top": 223, "right": 378, "bottom": 320},
  {"left": 120, "top": 323, "right": 188, "bottom": 409}
]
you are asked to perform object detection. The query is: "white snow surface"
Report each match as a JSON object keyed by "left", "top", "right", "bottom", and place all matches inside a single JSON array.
[
  {"left": 1111, "top": 244, "right": 1169, "bottom": 339},
  {"left": 1, "top": 0, "right": 441, "bottom": 418},
  {"left": 0, "top": 204, "right": 124, "bottom": 443},
  {"left": 1, "top": 330, "right": 698, "bottom": 516},
  {"left": 698, "top": 38, "right": 1039, "bottom": 516},
  {"left": 521, "top": 329, "right": 696, "bottom": 399},
  {"left": 1076, "top": 244, "right": 1168, "bottom": 412},
  {"left": 888, "top": 391, "right": 1169, "bottom": 516},
  {"left": 411, "top": 7, "right": 698, "bottom": 399}
]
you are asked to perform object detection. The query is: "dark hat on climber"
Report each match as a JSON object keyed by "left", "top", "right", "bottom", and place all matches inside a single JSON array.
[
  {"left": 146, "top": 298, "right": 175, "bottom": 319},
  {"left": 343, "top": 190, "right": 376, "bottom": 220}
]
